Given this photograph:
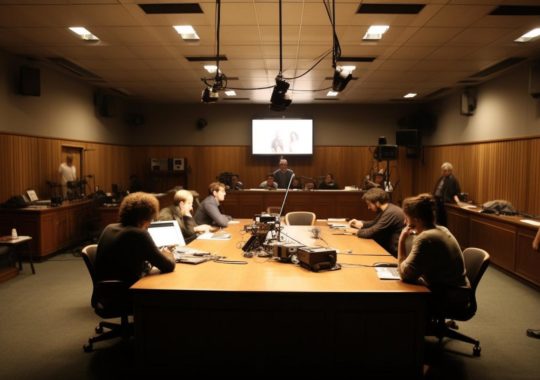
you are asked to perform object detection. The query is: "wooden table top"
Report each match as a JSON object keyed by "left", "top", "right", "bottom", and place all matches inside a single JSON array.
[{"left": 131, "top": 219, "right": 428, "bottom": 294}]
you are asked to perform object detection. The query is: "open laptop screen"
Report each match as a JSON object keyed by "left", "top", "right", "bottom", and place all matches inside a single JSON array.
[{"left": 147, "top": 220, "right": 185, "bottom": 248}]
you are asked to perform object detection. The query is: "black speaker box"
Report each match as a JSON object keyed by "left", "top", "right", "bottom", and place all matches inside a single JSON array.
[
  {"left": 529, "top": 61, "right": 540, "bottom": 98},
  {"left": 19, "top": 66, "right": 41, "bottom": 96},
  {"left": 374, "top": 145, "right": 398, "bottom": 161},
  {"left": 396, "top": 129, "right": 420, "bottom": 147},
  {"left": 94, "top": 91, "right": 115, "bottom": 117},
  {"left": 460, "top": 89, "right": 476, "bottom": 116}
]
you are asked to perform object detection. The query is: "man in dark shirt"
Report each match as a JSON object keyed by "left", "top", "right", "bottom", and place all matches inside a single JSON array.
[
  {"left": 272, "top": 158, "right": 294, "bottom": 188},
  {"left": 348, "top": 188, "right": 405, "bottom": 257},
  {"left": 194, "top": 182, "right": 233, "bottom": 228},
  {"left": 433, "top": 162, "right": 461, "bottom": 226},
  {"left": 95, "top": 192, "right": 175, "bottom": 287},
  {"left": 158, "top": 189, "right": 212, "bottom": 244}
]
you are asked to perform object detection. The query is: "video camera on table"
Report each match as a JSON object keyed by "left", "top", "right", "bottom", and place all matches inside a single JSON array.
[{"left": 242, "top": 213, "right": 281, "bottom": 254}]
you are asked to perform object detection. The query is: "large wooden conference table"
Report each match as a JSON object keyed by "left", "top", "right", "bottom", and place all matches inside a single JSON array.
[{"left": 131, "top": 220, "right": 429, "bottom": 378}]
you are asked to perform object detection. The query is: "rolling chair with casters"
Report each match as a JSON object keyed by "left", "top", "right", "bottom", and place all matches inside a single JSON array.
[
  {"left": 81, "top": 244, "right": 133, "bottom": 352},
  {"left": 285, "top": 211, "right": 316, "bottom": 225},
  {"left": 432, "top": 247, "right": 490, "bottom": 356}
]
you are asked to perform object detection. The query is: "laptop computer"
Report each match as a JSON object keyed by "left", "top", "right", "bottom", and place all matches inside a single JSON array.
[
  {"left": 25, "top": 189, "right": 51, "bottom": 206},
  {"left": 147, "top": 220, "right": 212, "bottom": 264}
]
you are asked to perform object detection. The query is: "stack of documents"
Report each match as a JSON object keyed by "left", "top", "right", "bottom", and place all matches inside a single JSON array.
[
  {"left": 327, "top": 218, "right": 348, "bottom": 229},
  {"left": 375, "top": 267, "right": 400, "bottom": 280}
]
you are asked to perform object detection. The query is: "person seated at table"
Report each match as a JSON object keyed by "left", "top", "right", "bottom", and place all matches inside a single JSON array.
[
  {"left": 318, "top": 173, "right": 339, "bottom": 189},
  {"left": 229, "top": 174, "right": 244, "bottom": 191},
  {"left": 397, "top": 193, "right": 469, "bottom": 317},
  {"left": 348, "top": 187, "right": 405, "bottom": 257},
  {"left": 194, "top": 182, "right": 233, "bottom": 228},
  {"left": 302, "top": 178, "right": 317, "bottom": 191},
  {"left": 259, "top": 174, "right": 278, "bottom": 190},
  {"left": 95, "top": 192, "right": 176, "bottom": 287},
  {"left": 158, "top": 189, "right": 213, "bottom": 244},
  {"left": 363, "top": 171, "right": 384, "bottom": 190},
  {"left": 290, "top": 177, "right": 303, "bottom": 189}
]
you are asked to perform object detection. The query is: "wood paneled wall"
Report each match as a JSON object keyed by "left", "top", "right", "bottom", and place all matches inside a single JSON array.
[
  {"left": 0, "top": 133, "right": 415, "bottom": 206},
  {"left": 0, "top": 133, "right": 132, "bottom": 202},
  {"left": 413, "top": 137, "right": 540, "bottom": 215},
  {"left": 128, "top": 145, "right": 415, "bottom": 204},
  {"left": 2, "top": 131, "right": 538, "bottom": 217}
]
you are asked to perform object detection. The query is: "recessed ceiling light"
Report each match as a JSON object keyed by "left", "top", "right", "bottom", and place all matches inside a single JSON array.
[
  {"left": 225, "top": 90, "right": 236, "bottom": 96},
  {"left": 68, "top": 27, "right": 99, "bottom": 41},
  {"left": 204, "top": 65, "right": 218, "bottom": 73},
  {"left": 363, "top": 25, "right": 389, "bottom": 41},
  {"left": 515, "top": 28, "right": 540, "bottom": 42},
  {"left": 173, "top": 25, "right": 200, "bottom": 41},
  {"left": 403, "top": 93, "right": 417, "bottom": 98},
  {"left": 340, "top": 65, "right": 356, "bottom": 72},
  {"left": 327, "top": 91, "right": 339, "bottom": 97}
]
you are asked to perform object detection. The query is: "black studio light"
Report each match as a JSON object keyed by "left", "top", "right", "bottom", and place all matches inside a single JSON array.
[
  {"left": 332, "top": 65, "right": 353, "bottom": 92},
  {"left": 270, "top": 76, "right": 292, "bottom": 111},
  {"left": 201, "top": 87, "right": 219, "bottom": 103}
]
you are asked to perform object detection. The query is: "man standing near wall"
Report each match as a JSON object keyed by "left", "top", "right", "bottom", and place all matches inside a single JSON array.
[
  {"left": 58, "top": 155, "right": 76, "bottom": 199},
  {"left": 273, "top": 158, "right": 294, "bottom": 189},
  {"left": 433, "top": 162, "right": 461, "bottom": 226}
]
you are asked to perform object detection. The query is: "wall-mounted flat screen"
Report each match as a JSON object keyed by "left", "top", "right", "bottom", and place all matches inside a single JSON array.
[{"left": 252, "top": 119, "right": 313, "bottom": 155}]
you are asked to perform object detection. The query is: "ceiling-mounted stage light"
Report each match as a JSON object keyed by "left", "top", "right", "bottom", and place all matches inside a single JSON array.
[
  {"left": 332, "top": 65, "right": 354, "bottom": 92},
  {"left": 325, "top": 0, "right": 354, "bottom": 93},
  {"left": 270, "top": 76, "right": 292, "bottom": 111},
  {"left": 269, "top": 0, "right": 292, "bottom": 111},
  {"left": 201, "top": 87, "right": 218, "bottom": 103},
  {"left": 201, "top": 0, "right": 227, "bottom": 103}
]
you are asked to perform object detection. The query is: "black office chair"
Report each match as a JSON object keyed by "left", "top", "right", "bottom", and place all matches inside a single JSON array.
[
  {"left": 432, "top": 247, "right": 490, "bottom": 356},
  {"left": 285, "top": 211, "right": 316, "bottom": 225},
  {"left": 81, "top": 244, "right": 133, "bottom": 352}
]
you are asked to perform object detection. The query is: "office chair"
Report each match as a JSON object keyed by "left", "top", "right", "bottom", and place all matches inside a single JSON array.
[
  {"left": 432, "top": 247, "right": 490, "bottom": 356},
  {"left": 285, "top": 211, "right": 316, "bottom": 225},
  {"left": 81, "top": 244, "right": 133, "bottom": 352}
]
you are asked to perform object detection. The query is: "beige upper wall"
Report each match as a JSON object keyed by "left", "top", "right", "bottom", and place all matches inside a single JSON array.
[
  {"left": 124, "top": 102, "right": 415, "bottom": 146},
  {"left": 0, "top": 51, "right": 128, "bottom": 143},
  {"left": 3, "top": 49, "right": 540, "bottom": 147},
  {"left": 428, "top": 61, "right": 540, "bottom": 145}
]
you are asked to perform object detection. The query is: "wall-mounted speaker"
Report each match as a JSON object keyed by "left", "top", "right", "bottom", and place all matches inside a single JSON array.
[
  {"left": 94, "top": 91, "right": 115, "bottom": 118},
  {"left": 396, "top": 129, "right": 420, "bottom": 147},
  {"left": 460, "top": 88, "right": 476, "bottom": 116},
  {"left": 196, "top": 118, "right": 207, "bottom": 129},
  {"left": 529, "top": 61, "right": 540, "bottom": 98},
  {"left": 19, "top": 66, "right": 41, "bottom": 96}
]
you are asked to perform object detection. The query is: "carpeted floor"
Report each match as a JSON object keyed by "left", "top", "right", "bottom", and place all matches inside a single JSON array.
[{"left": 0, "top": 250, "right": 539, "bottom": 379}]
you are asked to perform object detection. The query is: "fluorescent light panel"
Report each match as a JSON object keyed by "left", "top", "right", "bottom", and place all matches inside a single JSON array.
[
  {"left": 515, "top": 28, "right": 540, "bottom": 42},
  {"left": 363, "top": 25, "right": 389, "bottom": 41},
  {"left": 204, "top": 65, "right": 218, "bottom": 73},
  {"left": 404, "top": 93, "right": 417, "bottom": 98},
  {"left": 173, "top": 25, "right": 200, "bottom": 41},
  {"left": 69, "top": 27, "right": 99, "bottom": 41}
]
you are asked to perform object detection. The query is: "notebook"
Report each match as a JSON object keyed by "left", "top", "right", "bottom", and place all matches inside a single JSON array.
[
  {"left": 147, "top": 220, "right": 212, "bottom": 264},
  {"left": 375, "top": 267, "right": 400, "bottom": 280}
]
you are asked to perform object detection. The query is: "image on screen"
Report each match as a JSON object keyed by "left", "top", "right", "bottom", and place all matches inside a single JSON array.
[{"left": 252, "top": 119, "right": 313, "bottom": 155}]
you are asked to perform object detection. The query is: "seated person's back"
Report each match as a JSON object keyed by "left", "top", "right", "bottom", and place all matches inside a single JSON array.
[{"left": 95, "top": 192, "right": 175, "bottom": 287}]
